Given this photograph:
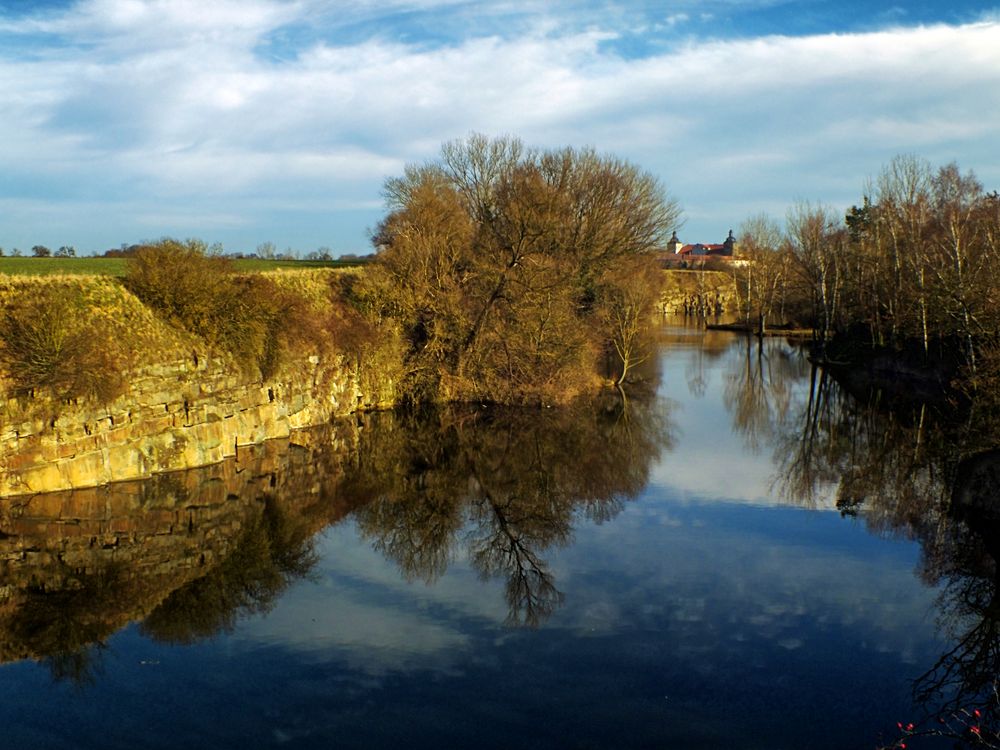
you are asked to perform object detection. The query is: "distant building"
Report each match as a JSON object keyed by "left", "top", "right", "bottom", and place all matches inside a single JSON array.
[
  {"left": 659, "top": 230, "right": 744, "bottom": 268},
  {"left": 667, "top": 231, "right": 683, "bottom": 255}
]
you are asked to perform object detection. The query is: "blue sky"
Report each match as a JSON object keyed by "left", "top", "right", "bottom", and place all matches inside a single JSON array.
[{"left": 1, "top": 0, "right": 998, "bottom": 256}]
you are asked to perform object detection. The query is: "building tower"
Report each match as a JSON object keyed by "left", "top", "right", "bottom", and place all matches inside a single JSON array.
[{"left": 723, "top": 229, "right": 736, "bottom": 256}]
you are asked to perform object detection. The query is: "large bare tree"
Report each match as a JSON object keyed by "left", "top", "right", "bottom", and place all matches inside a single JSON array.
[{"left": 366, "top": 134, "right": 681, "bottom": 404}]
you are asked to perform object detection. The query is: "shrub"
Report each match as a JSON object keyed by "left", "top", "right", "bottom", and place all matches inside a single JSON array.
[
  {"left": 0, "top": 284, "right": 127, "bottom": 401},
  {"left": 124, "top": 239, "right": 235, "bottom": 333},
  {"left": 125, "top": 239, "right": 328, "bottom": 378},
  {"left": 228, "top": 274, "right": 329, "bottom": 379}
]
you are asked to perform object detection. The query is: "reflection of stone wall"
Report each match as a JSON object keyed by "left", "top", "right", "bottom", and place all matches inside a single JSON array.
[
  {"left": 1, "top": 352, "right": 391, "bottom": 497},
  {"left": 0, "top": 421, "right": 362, "bottom": 664}
]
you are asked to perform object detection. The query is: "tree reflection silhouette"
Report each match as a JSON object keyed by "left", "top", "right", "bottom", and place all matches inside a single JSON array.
[
  {"left": 6, "top": 566, "right": 126, "bottom": 686},
  {"left": 723, "top": 335, "right": 806, "bottom": 454},
  {"left": 141, "top": 497, "right": 319, "bottom": 645},
  {"left": 351, "top": 392, "right": 672, "bottom": 626},
  {"left": 0, "top": 389, "right": 671, "bottom": 676},
  {"left": 914, "top": 453, "right": 1000, "bottom": 712},
  {"left": 747, "top": 351, "right": 1000, "bottom": 744},
  {"left": 0, "top": 438, "right": 356, "bottom": 680}
]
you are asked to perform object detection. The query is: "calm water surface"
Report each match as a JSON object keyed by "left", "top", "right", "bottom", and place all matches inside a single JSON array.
[{"left": 1, "top": 319, "right": 995, "bottom": 749}]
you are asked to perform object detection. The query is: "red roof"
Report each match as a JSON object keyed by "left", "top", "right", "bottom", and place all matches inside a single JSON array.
[{"left": 679, "top": 243, "right": 727, "bottom": 255}]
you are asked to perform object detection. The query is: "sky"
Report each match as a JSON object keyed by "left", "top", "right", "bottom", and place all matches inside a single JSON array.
[{"left": 0, "top": 1, "right": 998, "bottom": 256}]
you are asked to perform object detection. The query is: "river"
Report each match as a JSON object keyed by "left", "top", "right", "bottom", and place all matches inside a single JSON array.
[{"left": 1, "top": 317, "right": 995, "bottom": 749}]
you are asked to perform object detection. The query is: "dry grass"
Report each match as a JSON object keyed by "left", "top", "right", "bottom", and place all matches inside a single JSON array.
[
  {"left": 0, "top": 279, "right": 132, "bottom": 401},
  {"left": 0, "top": 259, "right": 393, "bottom": 407},
  {"left": 0, "top": 271, "right": 206, "bottom": 404},
  {"left": 124, "top": 241, "right": 345, "bottom": 379}
]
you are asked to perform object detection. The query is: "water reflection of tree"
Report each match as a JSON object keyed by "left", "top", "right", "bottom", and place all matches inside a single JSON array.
[
  {"left": 756, "top": 355, "right": 1000, "bottom": 743},
  {"left": 912, "top": 454, "right": 1000, "bottom": 712},
  {"left": 140, "top": 497, "right": 319, "bottom": 644},
  {"left": 770, "top": 358, "right": 958, "bottom": 520},
  {"left": 0, "top": 495, "right": 322, "bottom": 684},
  {"left": 0, "top": 389, "right": 671, "bottom": 675},
  {"left": 3, "top": 565, "right": 126, "bottom": 686},
  {"left": 873, "top": 453, "right": 1000, "bottom": 747},
  {"left": 350, "top": 392, "right": 672, "bottom": 626},
  {"left": 0, "top": 434, "right": 371, "bottom": 681},
  {"left": 722, "top": 336, "right": 807, "bottom": 453}
]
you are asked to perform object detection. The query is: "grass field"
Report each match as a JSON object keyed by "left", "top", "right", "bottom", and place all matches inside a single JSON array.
[{"left": 0, "top": 256, "right": 368, "bottom": 277}]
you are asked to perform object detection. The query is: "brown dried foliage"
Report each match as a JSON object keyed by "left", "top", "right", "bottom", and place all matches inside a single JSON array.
[
  {"left": 0, "top": 284, "right": 128, "bottom": 401},
  {"left": 366, "top": 134, "right": 680, "bottom": 405},
  {"left": 125, "top": 239, "right": 328, "bottom": 379}
]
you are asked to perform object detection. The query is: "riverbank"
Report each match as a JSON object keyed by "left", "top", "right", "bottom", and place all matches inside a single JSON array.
[
  {"left": 656, "top": 269, "right": 738, "bottom": 314},
  {"left": 1, "top": 265, "right": 738, "bottom": 497},
  {"left": 705, "top": 321, "right": 814, "bottom": 338},
  {"left": 705, "top": 317, "right": 978, "bottom": 411},
  {"left": 0, "top": 270, "right": 399, "bottom": 497},
  {"left": 816, "top": 335, "right": 965, "bottom": 406}
]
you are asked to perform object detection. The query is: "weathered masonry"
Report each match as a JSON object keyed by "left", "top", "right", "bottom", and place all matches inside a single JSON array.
[{"left": 1, "top": 353, "right": 385, "bottom": 497}]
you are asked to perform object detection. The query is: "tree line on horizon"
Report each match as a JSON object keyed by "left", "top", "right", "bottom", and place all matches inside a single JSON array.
[{"left": 0, "top": 241, "right": 374, "bottom": 262}]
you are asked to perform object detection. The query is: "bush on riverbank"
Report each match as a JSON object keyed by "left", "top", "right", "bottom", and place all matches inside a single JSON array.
[
  {"left": 0, "top": 274, "right": 189, "bottom": 402},
  {"left": 124, "top": 239, "right": 335, "bottom": 379},
  {"left": 0, "top": 282, "right": 128, "bottom": 401},
  {"left": 0, "top": 259, "right": 375, "bottom": 407}
]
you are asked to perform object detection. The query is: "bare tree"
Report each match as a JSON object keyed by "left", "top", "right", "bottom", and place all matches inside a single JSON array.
[
  {"left": 596, "top": 255, "right": 664, "bottom": 385},
  {"left": 929, "top": 163, "right": 989, "bottom": 370},
  {"left": 256, "top": 241, "right": 277, "bottom": 260},
  {"left": 367, "top": 134, "right": 681, "bottom": 404},
  {"left": 786, "top": 203, "right": 845, "bottom": 352},
  {"left": 737, "top": 213, "right": 788, "bottom": 334}
]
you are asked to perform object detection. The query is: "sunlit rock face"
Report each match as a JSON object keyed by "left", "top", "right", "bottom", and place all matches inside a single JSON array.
[
  {"left": 0, "top": 353, "right": 394, "bottom": 497},
  {"left": 656, "top": 270, "right": 738, "bottom": 315}
]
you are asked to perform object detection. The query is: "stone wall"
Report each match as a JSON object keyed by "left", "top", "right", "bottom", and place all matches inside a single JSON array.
[
  {"left": 0, "top": 352, "right": 394, "bottom": 497},
  {"left": 657, "top": 269, "right": 739, "bottom": 315},
  {"left": 0, "top": 267, "right": 717, "bottom": 497}
]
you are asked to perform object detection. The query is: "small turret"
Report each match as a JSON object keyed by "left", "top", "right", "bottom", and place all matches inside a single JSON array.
[
  {"left": 723, "top": 229, "right": 736, "bottom": 256},
  {"left": 667, "top": 231, "right": 682, "bottom": 254}
]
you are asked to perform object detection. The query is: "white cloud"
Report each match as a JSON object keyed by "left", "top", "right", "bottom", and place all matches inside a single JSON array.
[
  {"left": 8, "top": 0, "right": 300, "bottom": 50},
  {"left": 0, "top": 1, "right": 998, "bottom": 250}
]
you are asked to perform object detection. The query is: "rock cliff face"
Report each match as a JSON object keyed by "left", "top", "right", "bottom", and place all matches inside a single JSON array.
[
  {"left": 657, "top": 270, "right": 739, "bottom": 315},
  {"left": 0, "top": 352, "right": 392, "bottom": 497}
]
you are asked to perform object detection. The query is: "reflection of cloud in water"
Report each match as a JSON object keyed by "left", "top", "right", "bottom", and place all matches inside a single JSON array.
[
  {"left": 237, "top": 587, "right": 469, "bottom": 673},
  {"left": 552, "top": 501, "right": 941, "bottom": 662},
  {"left": 576, "top": 601, "right": 622, "bottom": 635},
  {"left": 655, "top": 326, "right": 842, "bottom": 509},
  {"left": 231, "top": 495, "right": 941, "bottom": 685},
  {"left": 650, "top": 437, "right": 840, "bottom": 509},
  {"left": 651, "top": 450, "right": 772, "bottom": 504},
  {"left": 233, "top": 521, "right": 509, "bottom": 674}
]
